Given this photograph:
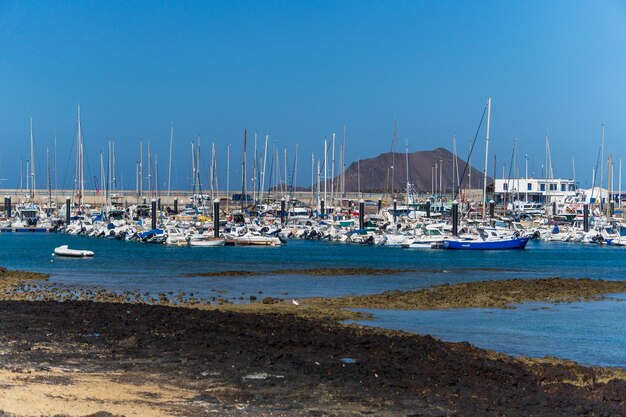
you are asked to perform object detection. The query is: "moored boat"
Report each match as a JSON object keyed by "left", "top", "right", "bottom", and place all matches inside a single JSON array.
[
  {"left": 188, "top": 238, "right": 225, "bottom": 247},
  {"left": 53, "top": 245, "right": 95, "bottom": 257},
  {"left": 443, "top": 227, "right": 529, "bottom": 250}
]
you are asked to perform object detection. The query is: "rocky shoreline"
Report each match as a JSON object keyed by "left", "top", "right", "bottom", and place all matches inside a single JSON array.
[
  {"left": 0, "top": 269, "right": 625, "bottom": 416},
  {"left": 309, "top": 277, "right": 626, "bottom": 310}
]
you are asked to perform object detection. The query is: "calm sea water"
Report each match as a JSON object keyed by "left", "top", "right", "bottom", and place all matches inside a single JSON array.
[{"left": 1, "top": 233, "right": 625, "bottom": 367}]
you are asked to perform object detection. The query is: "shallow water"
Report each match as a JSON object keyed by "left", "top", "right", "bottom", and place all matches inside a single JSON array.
[
  {"left": 2, "top": 233, "right": 626, "bottom": 367},
  {"left": 348, "top": 295, "right": 626, "bottom": 369}
]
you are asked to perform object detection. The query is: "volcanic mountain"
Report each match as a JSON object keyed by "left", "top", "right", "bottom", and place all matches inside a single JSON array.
[{"left": 331, "top": 147, "right": 488, "bottom": 193}]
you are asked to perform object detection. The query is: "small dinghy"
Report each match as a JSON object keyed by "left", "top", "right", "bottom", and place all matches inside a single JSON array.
[{"left": 53, "top": 245, "right": 94, "bottom": 258}]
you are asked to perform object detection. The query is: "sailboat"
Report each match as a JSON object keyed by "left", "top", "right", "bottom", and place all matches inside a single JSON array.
[{"left": 14, "top": 115, "right": 50, "bottom": 230}]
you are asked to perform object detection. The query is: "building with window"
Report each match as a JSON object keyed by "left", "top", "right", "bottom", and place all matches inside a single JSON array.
[{"left": 493, "top": 178, "right": 577, "bottom": 203}]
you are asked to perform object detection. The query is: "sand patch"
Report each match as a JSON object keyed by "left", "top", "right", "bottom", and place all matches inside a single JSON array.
[{"left": 0, "top": 368, "right": 196, "bottom": 417}]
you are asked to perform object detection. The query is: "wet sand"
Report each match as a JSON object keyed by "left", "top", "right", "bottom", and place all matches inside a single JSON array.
[{"left": 1, "top": 269, "right": 626, "bottom": 416}]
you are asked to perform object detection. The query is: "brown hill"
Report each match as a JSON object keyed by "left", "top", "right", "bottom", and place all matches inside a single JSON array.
[{"left": 329, "top": 147, "right": 488, "bottom": 193}]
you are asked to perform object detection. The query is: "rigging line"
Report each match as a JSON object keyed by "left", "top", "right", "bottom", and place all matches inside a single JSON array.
[
  {"left": 590, "top": 143, "right": 602, "bottom": 200},
  {"left": 507, "top": 142, "right": 516, "bottom": 188},
  {"left": 454, "top": 104, "right": 488, "bottom": 200},
  {"left": 61, "top": 124, "right": 79, "bottom": 193}
]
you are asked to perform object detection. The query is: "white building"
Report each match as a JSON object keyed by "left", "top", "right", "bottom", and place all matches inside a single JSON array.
[{"left": 493, "top": 178, "right": 577, "bottom": 203}]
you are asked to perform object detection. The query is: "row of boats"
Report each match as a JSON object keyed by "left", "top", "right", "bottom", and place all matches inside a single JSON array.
[
  {"left": 5, "top": 199, "right": 626, "bottom": 251},
  {"left": 52, "top": 205, "right": 626, "bottom": 251}
]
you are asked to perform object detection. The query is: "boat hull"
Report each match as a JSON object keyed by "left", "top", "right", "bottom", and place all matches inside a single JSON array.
[
  {"left": 189, "top": 238, "right": 225, "bottom": 247},
  {"left": 443, "top": 237, "right": 529, "bottom": 250}
]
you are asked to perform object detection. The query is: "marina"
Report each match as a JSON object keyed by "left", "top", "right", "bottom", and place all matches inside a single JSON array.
[{"left": 3, "top": 1, "right": 626, "bottom": 415}]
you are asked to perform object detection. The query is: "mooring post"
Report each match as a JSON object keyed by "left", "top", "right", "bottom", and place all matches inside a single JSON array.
[
  {"left": 359, "top": 199, "right": 365, "bottom": 230},
  {"left": 426, "top": 200, "right": 431, "bottom": 218},
  {"left": 173, "top": 198, "right": 178, "bottom": 214},
  {"left": 320, "top": 199, "right": 325, "bottom": 219},
  {"left": 452, "top": 200, "right": 459, "bottom": 236},
  {"left": 610, "top": 200, "right": 615, "bottom": 217},
  {"left": 377, "top": 198, "right": 382, "bottom": 212},
  {"left": 280, "top": 197, "right": 286, "bottom": 224},
  {"left": 213, "top": 199, "right": 220, "bottom": 238},
  {"left": 151, "top": 199, "right": 157, "bottom": 229},
  {"left": 583, "top": 204, "right": 589, "bottom": 232},
  {"left": 489, "top": 199, "right": 495, "bottom": 218},
  {"left": 65, "top": 197, "right": 71, "bottom": 225},
  {"left": 393, "top": 199, "right": 397, "bottom": 223}
]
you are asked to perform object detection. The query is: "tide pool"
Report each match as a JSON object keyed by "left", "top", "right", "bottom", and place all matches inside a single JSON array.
[{"left": 348, "top": 295, "right": 626, "bottom": 369}]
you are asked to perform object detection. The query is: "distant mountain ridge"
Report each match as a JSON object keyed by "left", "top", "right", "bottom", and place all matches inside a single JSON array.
[{"left": 327, "top": 147, "right": 488, "bottom": 193}]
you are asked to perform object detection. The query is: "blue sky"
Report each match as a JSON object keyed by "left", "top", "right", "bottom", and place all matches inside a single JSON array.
[{"left": 1, "top": 0, "right": 626, "bottom": 191}]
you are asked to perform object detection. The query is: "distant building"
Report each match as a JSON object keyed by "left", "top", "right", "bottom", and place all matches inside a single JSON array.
[{"left": 493, "top": 178, "right": 577, "bottom": 203}]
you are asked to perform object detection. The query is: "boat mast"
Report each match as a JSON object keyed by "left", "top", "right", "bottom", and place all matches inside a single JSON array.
[
  {"left": 226, "top": 143, "right": 230, "bottom": 210},
  {"left": 259, "top": 135, "right": 268, "bottom": 204},
  {"left": 54, "top": 128, "right": 57, "bottom": 208},
  {"left": 100, "top": 150, "right": 105, "bottom": 208},
  {"left": 482, "top": 97, "right": 491, "bottom": 219},
  {"left": 607, "top": 154, "right": 612, "bottom": 217},
  {"left": 241, "top": 129, "right": 247, "bottom": 211},
  {"left": 213, "top": 143, "right": 219, "bottom": 202},
  {"left": 310, "top": 153, "right": 315, "bottom": 206},
  {"left": 316, "top": 160, "right": 321, "bottom": 210},
  {"left": 323, "top": 138, "right": 327, "bottom": 204},
  {"left": 331, "top": 132, "right": 335, "bottom": 205},
  {"left": 209, "top": 143, "right": 215, "bottom": 202},
  {"left": 252, "top": 132, "right": 257, "bottom": 204},
  {"left": 167, "top": 122, "right": 173, "bottom": 199},
  {"left": 155, "top": 153, "right": 159, "bottom": 203},
  {"left": 451, "top": 133, "right": 456, "bottom": 200},
  {"left": 76, "top": 105, "right": 84, "bottom": 207},
  {"left": 147, "top": 141, "right": 152, "bottom": 198},
  {"left": 282, "top": 146, "right": 287, "bottom": 198},
  {"left": 342, "top": 124, "right": 347, "bottom": 198},
  {"left": 29, "top": 115, "right": 35, "bottom": 201},
  {"left": 196, "top": 137, "right": 202, "bottom": 206},
  {"left": 46, "top": 146, "right": 51, "bottom": 212},
  {"left": 600, "top": 124, "right": 605, "bottom": 208},
  {"left": 391, "top": 116, "right": 397, "bottom": 198},
  {"left": 139, "top": 139, "right": 143, "bottom": 202},
  {"left": 26, "top": 160, "right": 29, "bottom": 198},
  {"left": 617, "top": 158, "right": 622, "bottom": 209},
  {"left": 292, "top": 143, "right": 299, "bottom": 199},
  {"left": 190, "top": 141, "right": 196, "bottom": 201},
  {"left": 405, "top": 139, "right": 409, "bottom": 204}
]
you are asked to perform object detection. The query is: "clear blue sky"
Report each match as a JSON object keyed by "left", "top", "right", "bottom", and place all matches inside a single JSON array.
[{"left": 1, "top": 0, "right": 626, "bottom": 191}]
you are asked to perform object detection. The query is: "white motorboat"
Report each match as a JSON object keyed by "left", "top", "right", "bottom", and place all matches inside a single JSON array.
[
  {"left": 53, "top": 245, "right": 94, "bottom": 258},
  {"left": 189, "top": 238, "right": 225, "bottom": 247},
  {"left": 225, "top": 230, "right": 282, "bottom": 246}
]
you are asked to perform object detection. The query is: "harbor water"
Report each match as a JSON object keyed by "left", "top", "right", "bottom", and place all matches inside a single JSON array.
[{"left": 1, "top": 232, "right": 626, "bottom": 368}]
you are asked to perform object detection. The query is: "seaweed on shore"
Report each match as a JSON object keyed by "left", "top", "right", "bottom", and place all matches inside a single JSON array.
[{"left": 309, "top": 277, "right": 626, "bottom": 310}]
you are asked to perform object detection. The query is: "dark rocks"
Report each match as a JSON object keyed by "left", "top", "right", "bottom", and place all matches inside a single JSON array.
[{"left": 0, "top": 299, "right": 624, "bottom": 416}]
